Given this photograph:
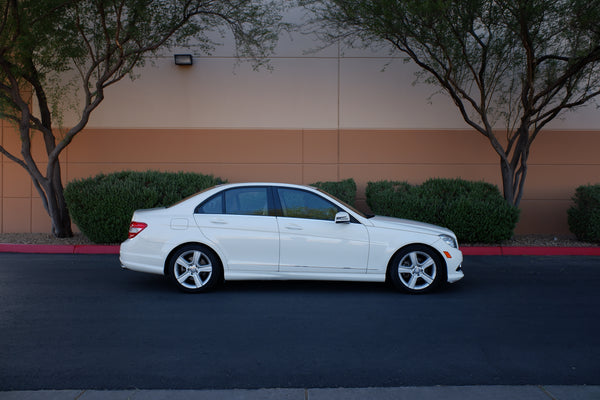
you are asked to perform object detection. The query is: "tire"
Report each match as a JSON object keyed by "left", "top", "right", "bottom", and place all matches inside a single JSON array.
[
  {"left": 388, "top": 245, "right": 445, "bottom": 294},
  {"left": 168, "top": 244, "right": 222, "bottom": 293}
]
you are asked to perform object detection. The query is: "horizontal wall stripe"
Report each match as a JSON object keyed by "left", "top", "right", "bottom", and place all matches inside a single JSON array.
[{"left": 2, "top": 127, "right": 599, "bottom": 235}]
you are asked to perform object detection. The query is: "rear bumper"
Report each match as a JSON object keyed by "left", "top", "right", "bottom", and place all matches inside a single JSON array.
[{"left": 120, "top": 240, "right": 165, "bottom": 275}]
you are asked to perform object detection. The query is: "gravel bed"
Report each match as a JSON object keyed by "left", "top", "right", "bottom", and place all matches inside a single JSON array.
[{"left": 0, "top": 233, "right": 597, "bottom": 247}]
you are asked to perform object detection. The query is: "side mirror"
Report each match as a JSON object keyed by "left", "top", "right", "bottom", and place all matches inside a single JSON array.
[{"left": 335, "top": 211, "right": 351, "bottom": 224}]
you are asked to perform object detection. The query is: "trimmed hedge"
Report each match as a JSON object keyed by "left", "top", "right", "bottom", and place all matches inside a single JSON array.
[
  {"left": 64, "top": 171, "right": 225, "bottom": 243},
  {"left": 568, "top": 184, "right": 600, "bottom": 242},
  {"left": 310, "top": 178, "right": 357, "bottom": 206},
  {"left": 366, "top": 178, "right": 520, "bottom": 243}
]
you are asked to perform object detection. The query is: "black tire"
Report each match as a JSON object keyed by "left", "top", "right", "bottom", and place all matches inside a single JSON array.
[
  {"left": 388, "top": 245, "right": 445, "bottom": 294},
  {"left": 167, "top": 244, "right": 222, "bottom": 293}
]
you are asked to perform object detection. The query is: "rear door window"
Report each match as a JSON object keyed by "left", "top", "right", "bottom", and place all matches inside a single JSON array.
[{"left": 196, "top": 187, "right": 269, "bottom": 216}]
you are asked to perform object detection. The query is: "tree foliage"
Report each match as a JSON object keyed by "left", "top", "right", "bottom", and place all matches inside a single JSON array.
[
  {"left": 0, "top": 0, "right": 285, "bottom": 237},
  {"left": 302, "top": 0, "right": 600, "bottom": 206}
]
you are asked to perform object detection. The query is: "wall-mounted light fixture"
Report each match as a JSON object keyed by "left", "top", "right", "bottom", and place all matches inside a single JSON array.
[{"left": 174, "top": 54, "right": 193, "bottom": 66}]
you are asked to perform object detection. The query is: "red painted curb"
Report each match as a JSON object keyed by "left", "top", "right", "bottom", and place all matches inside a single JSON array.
[
  {"left": 461, "top": 246, "right": 600, "bottom": 256},
  {"left": 0, "top": 243, "right": 120, "bottom": 254},
  {"left": 500, "top": 246, "right": 600, "bottom": 256},
  {"left": 461, "top": 247, "right": 503, "bottom": 256},
  {"left": 74, "top": 245, "right": 120, "bottom": 254},
  {"left": 0, "top": 244, "right": 77, "bottom": 254},
  {"left": 1, "top": 243, "right": 599, "bottom": 256}
]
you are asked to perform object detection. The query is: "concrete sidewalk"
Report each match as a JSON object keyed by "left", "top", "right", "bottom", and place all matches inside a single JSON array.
[{"left": 1, "top": 386, "right": 600, "bottom": 400}]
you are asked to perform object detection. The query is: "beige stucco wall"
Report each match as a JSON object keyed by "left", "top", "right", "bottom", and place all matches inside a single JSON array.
[{"left": 76, "top": 55, "right": 600, "bottom": 131}]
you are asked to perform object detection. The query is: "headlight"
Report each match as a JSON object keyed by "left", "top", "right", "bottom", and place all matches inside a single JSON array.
[{"left": 439, "top": 234, "right": 458, "bottom": 249}]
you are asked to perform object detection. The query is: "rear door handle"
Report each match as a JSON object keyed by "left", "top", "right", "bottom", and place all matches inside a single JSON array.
[
  {"left": 210, "top": 218, "right": 228, "bottom": 225},
  {"left": 285, "top": 224, "right": 303, "bottom": 231}
]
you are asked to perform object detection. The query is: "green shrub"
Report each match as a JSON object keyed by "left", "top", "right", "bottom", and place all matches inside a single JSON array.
[
  {"left": 64, "top": 170, "right": 225, "bottom": 243},
  {"left": 568, "top": 184, "right": 600, "bottom": 242},
  {"left": 365, "top": 181, "right": 414, "bottom": 217},
  {"left": 366, "top": 178, "right": 520, "bottom": 243},
  {"left": 311, "top": 178, "right": 357, "bottom": 206}
]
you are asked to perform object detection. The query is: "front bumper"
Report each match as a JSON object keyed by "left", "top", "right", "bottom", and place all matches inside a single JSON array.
[{"left": 441, "top": 246, "right": 464, "bottom": 283}]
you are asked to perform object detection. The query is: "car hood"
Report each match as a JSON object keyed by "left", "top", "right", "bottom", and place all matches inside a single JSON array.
[{"left": 368, "top": 215, "right": 455, "bottom": 237}]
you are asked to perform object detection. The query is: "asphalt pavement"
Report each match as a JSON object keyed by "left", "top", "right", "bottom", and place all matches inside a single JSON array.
[{"left": 0, "top": 252, "right": 599, "bottom": 399}]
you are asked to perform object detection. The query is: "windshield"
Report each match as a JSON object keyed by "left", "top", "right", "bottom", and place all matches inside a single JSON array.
[{"left": 314, "top": 188, "right": 374, "bottom": 219}]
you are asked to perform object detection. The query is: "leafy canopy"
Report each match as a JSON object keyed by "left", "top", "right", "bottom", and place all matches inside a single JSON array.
[
  {"left": 304, "top": 0, "right": 600, "bottom": 132},
  {"left": 0, "top": 0, "right": 286, "bottom": 237},
  {"left": 0, "top": 0, "right": 285, "bottom": 128},
  {"left": 302, "top": 0, "right": 600, "bottom": 206}
]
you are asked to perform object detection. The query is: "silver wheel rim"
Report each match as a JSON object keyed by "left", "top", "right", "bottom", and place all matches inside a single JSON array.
[
  {"left": 173, "top": 249, "right": 213, "bottom": 290},
  {"left": 397, "top": 251, "right": 437, "bottom": 291}
]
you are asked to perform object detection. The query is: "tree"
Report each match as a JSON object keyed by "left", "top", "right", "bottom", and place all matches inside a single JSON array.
[
  {"left": 301, "top": 0, "right": 600, "bottom": 206},
  {"left": 0, "top": 0, "right": 285, "bottom": 237}
]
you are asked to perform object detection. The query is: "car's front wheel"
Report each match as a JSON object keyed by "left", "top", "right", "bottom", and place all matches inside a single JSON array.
[
  {"left": 389, "top": 245, "right": 445, "bottom": 294},
  {"left": 168, "top": 244, "right": 222, "bottom": 293}
]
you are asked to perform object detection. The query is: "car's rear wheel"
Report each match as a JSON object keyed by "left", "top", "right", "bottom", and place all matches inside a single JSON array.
[
  {"left": 168, "top": 244, "right": 222, "bottom": 293},
  {"left": 389, "top": 245, "right": 445, "bottom": 294}
]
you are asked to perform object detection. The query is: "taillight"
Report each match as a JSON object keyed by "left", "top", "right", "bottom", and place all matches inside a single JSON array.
[{"left": 128, "top": 221, "right": 147, "bottom": 239}]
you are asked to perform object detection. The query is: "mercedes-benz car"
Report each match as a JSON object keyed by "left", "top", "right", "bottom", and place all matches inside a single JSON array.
[{"left": 120, "top": 182, "right": 463, "bottom": 293}]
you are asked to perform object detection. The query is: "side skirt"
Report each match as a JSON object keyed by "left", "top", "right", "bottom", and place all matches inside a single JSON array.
[{"left": 224, "top": 271, "right": 386, "bottom": 282}]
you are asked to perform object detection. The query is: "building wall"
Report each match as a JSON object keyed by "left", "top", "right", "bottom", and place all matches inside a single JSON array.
[
  {"left": 1, "top": 30, "right": 600, "bottom": 235},
  {"left": 2, "top": 123, "right": 599, "bottom": 235}
]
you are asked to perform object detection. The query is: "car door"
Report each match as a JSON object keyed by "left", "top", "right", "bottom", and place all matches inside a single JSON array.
[
  {"left": 193, "top": 186, "right": 279, "bottom": 272},
  {"left": 275, "top": 187, "right": 369, "bottom": 273}
]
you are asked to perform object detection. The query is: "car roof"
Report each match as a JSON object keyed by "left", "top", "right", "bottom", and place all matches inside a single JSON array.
[{"left": 214, "top": 182, "right": 318, "bottom": 190}]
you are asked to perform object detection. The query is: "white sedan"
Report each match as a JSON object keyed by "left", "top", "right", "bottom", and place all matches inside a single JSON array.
[{"left": 120, "top": 182, "right": 464, "bottom": 293}]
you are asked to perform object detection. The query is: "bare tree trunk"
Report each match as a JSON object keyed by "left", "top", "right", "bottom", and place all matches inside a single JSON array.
[
  {"left": 44, "top": 186, "right": 72, "bottom": 237},
  {"left": 500, "top": 158, "right": 517, "bottom": 207},
  {"left": 48, "top": 163, "right": 73, "bottom": 238},
  {"left": 25, "top": 157, "right": 73, "bottom": 238},
  {"left": 500, "top": 139, "right": 529, "bottom": 208}
]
